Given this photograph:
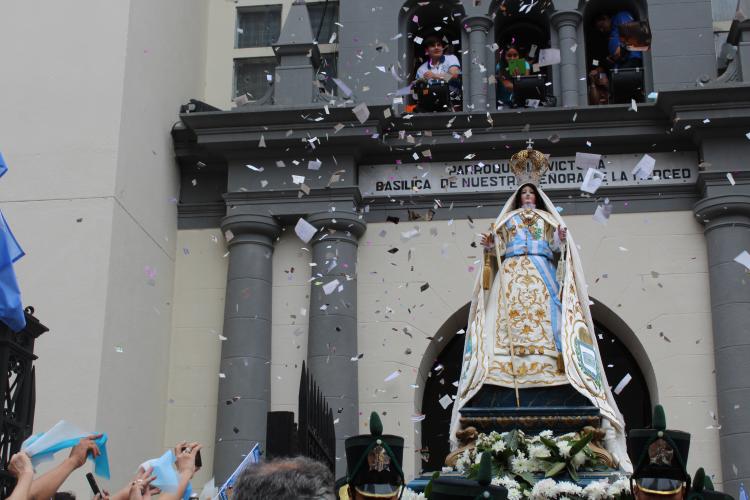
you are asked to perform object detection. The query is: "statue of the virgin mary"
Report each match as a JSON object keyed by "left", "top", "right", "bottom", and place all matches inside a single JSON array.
[{"left": 449, "top": 147, "right": 633, "bottom": 472}]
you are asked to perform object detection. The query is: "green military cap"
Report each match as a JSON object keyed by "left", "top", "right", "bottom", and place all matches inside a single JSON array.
[
  {"left": 687, "top": 468, "right": 735, "bottom": 500},
  {"left": 343, "top": 412, "right": 405, "bottom": 498},
  {"left": 628, "top": 405, "right": 692, "bottom": 495},
  {"left": 427, "top": 452, "right": 508, "bottom": 500}
]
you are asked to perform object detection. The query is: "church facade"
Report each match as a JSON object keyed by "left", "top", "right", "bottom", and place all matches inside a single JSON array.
[{"left": 1, "top": 0, "right": 749, "bottom": 497}]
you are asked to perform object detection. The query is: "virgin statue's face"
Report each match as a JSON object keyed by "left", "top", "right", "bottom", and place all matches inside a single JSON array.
[{"left": 520, "top": 185, "right": 536, "bottom": 206}]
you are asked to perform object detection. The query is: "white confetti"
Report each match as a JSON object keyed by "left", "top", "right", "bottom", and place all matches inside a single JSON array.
[
  {"left": 613, "top": 373, "right": 632, "bottom": 395},
  {"left": 401, "top": 228, "right": 420, "bottom": 239},
  {"left": 438, "top": 394, "right": 454, "bottom": 409},
  {"left": 384, "top": 370, "right": 401, "bottom": 382},
  {"left": 292, "top": 174, "right": 305, "bottom": 184},
  {"left": 734, "top": 250, "right": 750, "bottom": 270},
  {"left": 538, "top": 48, "right": 561, "bottom": 67},
  {"left": 322, "top": 279, "right": 340, "bottom": 295},
  {"left": 632, "top": 154, "right": 656, "bottom": 180},
  {"left": 246, "top": 164, "right": 264, "bottom": 172},
  {"left": 308, "top": 159, "right": 322, "bottom": 170},
  {"left": 352, "top": 102, "right": 370, "bottom": 124},
  {"left": 727, "top": 172, "right": 736, "bottom": 185},
  {"left": 575, "top": 152, "right": 601, "bottom": 170},
  {"left": 294, "top": 218, "right": 318, "bottom": 243}
]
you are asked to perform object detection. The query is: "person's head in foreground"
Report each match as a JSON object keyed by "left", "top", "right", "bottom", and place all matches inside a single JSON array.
[
  {"left": 426, "top": 452, "right": 508, "bottom": 500},
  {"left": 339, "top": 412, "right": 405, "bottom": 499},
  {"left": 232, "top": 456, "right": 334, "bottom": 500},
  {"left": 628, "top": 405, "right": 691, "bottom": 500}
]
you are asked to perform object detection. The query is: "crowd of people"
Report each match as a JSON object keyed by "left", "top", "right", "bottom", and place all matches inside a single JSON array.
[
  {"left": 410, "top": 9, "right": 646, "bottom": 111},
  {"left": 4, "top": 440, "right": 203, "bottom": 500},
  {"left": 2, "top": 406, "right": 735, "bottom": 500}
]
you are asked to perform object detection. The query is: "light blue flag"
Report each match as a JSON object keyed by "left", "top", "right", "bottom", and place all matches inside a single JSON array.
[
  {"left": 22, "top": 420, "right": 110, "bottom": 479},
  {"left": 0, "top": 152, "right": 7, "bottom": 178},
  {"left": 0, "top": 210, "right": 25, "bottom": 332},
  {"left": 740, "top": 482, "right": 747, "bottom": 500},
  {"left": 141, "top": 449, "right": 192, "bottom": 500},
  {"left": 217, "top": 443, "right": 260, "bottom": 500}
]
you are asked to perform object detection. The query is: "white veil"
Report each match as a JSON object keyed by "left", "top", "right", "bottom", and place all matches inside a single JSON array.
[{"left": 449, "top": 184, "right": 632, "bottom": 472}]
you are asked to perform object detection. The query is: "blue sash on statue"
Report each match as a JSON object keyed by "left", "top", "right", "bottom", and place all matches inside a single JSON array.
[{"left": 503, "top": 215, "right": 563, "bottom": 351}]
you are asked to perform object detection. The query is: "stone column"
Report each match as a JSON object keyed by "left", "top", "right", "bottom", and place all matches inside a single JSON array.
[
  {"left": 693, "top": 191, "right": 750, "bottom": 494},
  {"left": 306, "top": 210, "right": 366, "bottom": 476},
  {"left": 464, "top": 16, "right": 493, "bottom": 111},
  {"left": 551, "top": 10, "right": 582, "bottom": 107},
  {"left": 214, "top": 213, "right": 281, "bottom": 484}
]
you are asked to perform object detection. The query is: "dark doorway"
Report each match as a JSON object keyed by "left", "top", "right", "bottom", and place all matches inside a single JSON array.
[{"left": 419, "top": 316, "right": 651, "bottom": 473}]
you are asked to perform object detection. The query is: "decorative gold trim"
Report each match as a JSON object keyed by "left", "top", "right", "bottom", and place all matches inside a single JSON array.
[{"left": 635, "top": 485, "right": 684, "bottom": 496}]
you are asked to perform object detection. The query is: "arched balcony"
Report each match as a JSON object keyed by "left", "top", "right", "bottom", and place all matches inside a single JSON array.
[
  {"left": 399, "top": 0, "right": 466, "bottom": 112},
  {"left": 581, "top": 0, "right": 653, "bottom": 104}
]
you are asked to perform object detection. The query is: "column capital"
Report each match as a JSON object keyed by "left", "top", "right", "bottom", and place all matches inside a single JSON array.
[
  {"left": 693, "top": 193, "right": 750, "bottom": 231},
  {"left": 463, "top": 15, "right": 493, "bottom": 33},
  {"left": 220, "top": 213, "right": 282, "bottom": 249},
  {"left": 550, "top": 10, "right": 582, "bottom": 28},
  {"left": 307, "top": 211, "right": 367, "bottom": 242}
]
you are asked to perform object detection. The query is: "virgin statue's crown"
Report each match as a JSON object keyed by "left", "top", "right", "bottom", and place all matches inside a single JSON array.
[{"left": 510, "top": 141, "right": 550, "bottom": 185}]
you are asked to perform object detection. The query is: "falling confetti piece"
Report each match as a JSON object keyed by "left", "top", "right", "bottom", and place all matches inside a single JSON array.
[
  {"left": 295, "top": 218, "right": 318, "bottom": 243},
  {"left": 411, "top": 414, "right": 426, "bottom": 422},
  {"left": 246, "top": 164, "right": 264, "bottom": 172},
  {"left": 384, "top": 370, "right": 401, "bottom": 382},
  {"left": 115, "top": 346, "right": 124, "bottom": 353},
  {"left": 727, "top": 172, "right": 736, "bottom": 185},
  {"left": 352, "top": 102, "right": 370, "bottom": 124},
  {"left": 734, "top": 250, "right": 750, "bottom": 270},
  {"left": 322, "top": 279, "right": 340, "bottom": 295},
  {"left": 438, "top": 394, "right": 454, "bottom": 409},
  {"left": 613, "top": 373, "right": 632, "bottom": 395}
]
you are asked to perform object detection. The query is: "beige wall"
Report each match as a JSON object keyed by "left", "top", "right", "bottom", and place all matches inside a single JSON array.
[
  {"left": 166, "top": 228, "right": 228, "bottom": 488},
  {"left": 0, "top": 0, "right": 208, "bottom": 495},
  {"left": 167, "top": 209, "right": 720, "bottom": 485}
]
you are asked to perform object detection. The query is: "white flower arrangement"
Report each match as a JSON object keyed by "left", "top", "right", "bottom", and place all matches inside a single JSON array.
[
  {"left": 450, "top": 429, "right": 634, "bottom": 500},
  {"left": 400, "top": 487, "right": 426, "bottom": 500}
]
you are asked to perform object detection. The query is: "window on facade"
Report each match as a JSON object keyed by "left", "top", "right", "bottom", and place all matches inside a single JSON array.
[
  {"left": 236, "top": 5, "right": 282, "bottom": 48},
  {"left": 308, "top": 2, "right": 339, "bottom": 44},
  {"left": 234, "top": 57, "right": 277, "bottom": 99}
]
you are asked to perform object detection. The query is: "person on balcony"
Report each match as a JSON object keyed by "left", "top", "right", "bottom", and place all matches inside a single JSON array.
[
  {"left": 588, "top": 11, "right": 644, "bottom": 104},
  {"left": 594, "top": 11, "right": 644, "bottom": 70},
  {"left": 414, "top": 36, "right": 462, "bottom": 111},
  {"left": 496, "top": 45, "right": 531, "bottom": 107}
]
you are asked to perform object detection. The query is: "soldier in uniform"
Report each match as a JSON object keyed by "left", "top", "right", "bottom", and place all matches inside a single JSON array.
[
  {"left": 687, "top": 468, "right": 734, "bottom": 500},
  {"left": 337, "top": 412, "right": 406, "bottom": 499},
  {"left": 426, "top": 452, "right": 507, "bottom": 500},
  {"left": 628, "top": 405, "right": 692, "bottom": 500}
]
